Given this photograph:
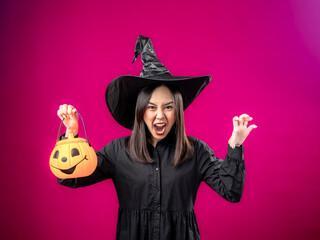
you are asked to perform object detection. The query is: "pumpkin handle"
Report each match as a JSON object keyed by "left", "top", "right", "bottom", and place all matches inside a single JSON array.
[{"left": 56, "top": 111, "right": 92, "bottom": 146}]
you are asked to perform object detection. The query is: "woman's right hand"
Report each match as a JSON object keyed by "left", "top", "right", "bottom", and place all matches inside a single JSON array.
[{"left": 57, "top": 104, "right": 79, "bottom": 137}]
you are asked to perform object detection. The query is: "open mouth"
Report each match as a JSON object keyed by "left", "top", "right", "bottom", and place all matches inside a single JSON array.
[
  {"left": 51, "top": 155, "right": 88, "bottom": 175},
  {"left": 153, "top": 123, "right": 166, "bottom": 135}
]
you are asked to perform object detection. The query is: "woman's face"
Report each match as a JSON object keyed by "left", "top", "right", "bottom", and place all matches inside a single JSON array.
[{"left": 143, "top": 85, "right": 175, "bottom": 147}]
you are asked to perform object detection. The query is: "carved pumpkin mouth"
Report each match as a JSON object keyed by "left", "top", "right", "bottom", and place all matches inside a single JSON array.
[{"left": 51, "top": 155, "right": 88, "bottom": 175}]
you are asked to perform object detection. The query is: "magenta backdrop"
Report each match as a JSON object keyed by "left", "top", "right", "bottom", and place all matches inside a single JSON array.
[{"left": 1, "top": 0, "right": 320, "bottom": 239}]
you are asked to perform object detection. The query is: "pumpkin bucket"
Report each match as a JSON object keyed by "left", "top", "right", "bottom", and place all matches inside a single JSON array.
[{"left": 49, "top": 112, "right": 97, "bottom": 179}]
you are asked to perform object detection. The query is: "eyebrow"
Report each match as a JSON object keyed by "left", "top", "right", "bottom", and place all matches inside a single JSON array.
[{"left": 148, "top": 101, "right": 174, "bottom": 106}]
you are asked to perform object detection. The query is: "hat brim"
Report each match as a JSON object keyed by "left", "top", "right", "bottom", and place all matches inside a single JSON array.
[{"left": 105, "top": 75, "right": 212, "bottom": 129}]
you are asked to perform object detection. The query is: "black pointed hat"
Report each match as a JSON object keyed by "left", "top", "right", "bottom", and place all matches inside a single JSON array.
[{"left": 106, "top": 35, "right": 211, "bottom": 129}]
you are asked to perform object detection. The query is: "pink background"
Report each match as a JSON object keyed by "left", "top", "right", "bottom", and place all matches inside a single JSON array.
[{"left": 1, "top": 0, "right": 320, "bottom": 239}]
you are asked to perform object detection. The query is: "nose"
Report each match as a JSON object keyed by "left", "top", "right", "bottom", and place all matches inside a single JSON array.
[
  {"left": 156, "top": 109, "right": 165, "bottom": 120},
  {"left": 61, "top": 157, "right": 67, "bottom": 162}
]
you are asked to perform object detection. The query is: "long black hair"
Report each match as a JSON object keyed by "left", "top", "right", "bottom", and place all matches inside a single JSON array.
[{"left": 125, "top": 84, "right": 194, "bottom": 166}]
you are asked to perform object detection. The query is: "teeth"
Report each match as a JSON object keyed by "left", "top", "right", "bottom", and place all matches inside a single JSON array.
[{"left": 154, "top": 123, "right": 166, "bottom": 127}]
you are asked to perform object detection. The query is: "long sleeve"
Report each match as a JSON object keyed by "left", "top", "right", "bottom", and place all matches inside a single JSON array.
[
  {"left": 58, "top": 139, "right": 118, "bottom": 188},
  {"left": 197, "top": 139, "right": 245, "bottom": 203}
]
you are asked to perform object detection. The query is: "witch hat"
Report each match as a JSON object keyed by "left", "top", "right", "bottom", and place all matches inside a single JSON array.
[{"left": 106, "top": 35, "right": 211, "bottom": 129}]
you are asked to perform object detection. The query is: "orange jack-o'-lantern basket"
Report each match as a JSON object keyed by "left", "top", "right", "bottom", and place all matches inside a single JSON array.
[{"left": 49, "top": 112, "right": 97, "bottom": 179}]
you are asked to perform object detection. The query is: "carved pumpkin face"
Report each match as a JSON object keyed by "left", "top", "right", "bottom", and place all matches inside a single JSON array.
[{"left": 49, "top": 133, "right": 97, "bottom": 179}]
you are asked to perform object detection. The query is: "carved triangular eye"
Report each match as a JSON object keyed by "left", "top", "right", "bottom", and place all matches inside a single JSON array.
[
  {"left": 71, "top": 148, "right": 80, "bottom": 157},
  {"left": 53, "top": 150, "right": 59, "bottom": 159}
]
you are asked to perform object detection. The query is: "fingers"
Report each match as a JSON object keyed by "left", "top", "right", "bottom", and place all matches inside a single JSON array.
[
  {"left": 57, "top": 109, "right": 63, "bottom": 121},
  {"left": 232, "top": 116, "right": 240, "bottom": 128},
  {"left": 67, "top": 105, "right": 77, "bottom": 119},
  {"left": 57, "top": 104, "right": 66, "bottom": 120},
  {"left": 238, "top": 113, "right": 250, "bottom": 127},
  {"left": 57, "top": 104, "right": 77, "bottom": 121},
  {"left": 233, "top": 114, "right": 255, "bottom": 128},
  {"left": 248, "top": 124, "right": 258, "bottom": 131}
]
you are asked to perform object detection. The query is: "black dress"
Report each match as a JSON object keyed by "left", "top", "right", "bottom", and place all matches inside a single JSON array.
[{"left": 58, "top": 135, "right": 245, "bottom": 240}]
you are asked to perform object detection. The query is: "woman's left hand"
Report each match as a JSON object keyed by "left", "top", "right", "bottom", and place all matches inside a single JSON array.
[{"left": 228, "top": 113, "right": 257, "bottom": 149}]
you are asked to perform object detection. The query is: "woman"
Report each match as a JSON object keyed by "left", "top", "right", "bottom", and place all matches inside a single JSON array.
[{"left": 56, "top": 36, "right": 257, "bottom": 240}]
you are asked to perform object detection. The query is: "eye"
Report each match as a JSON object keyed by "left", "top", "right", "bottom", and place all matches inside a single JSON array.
[
  {"left": 71, "top": 148, "right": 80, "bottom": 157},
  {"left": 53, "top": 150, "right": 59, "bottom": 159},
  {"left": 148, "top": 105, "right": 156, "bottom": 110},
  {"left": 165, "top": 105, "right": 173, "bottom": 110}
]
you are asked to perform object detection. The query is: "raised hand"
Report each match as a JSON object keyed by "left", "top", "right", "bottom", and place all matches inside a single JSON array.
[
  {"left": 57, "top": 104, "right": 79, "bottom": 137},
  {"left": 228, "top": 113, "right": 257, "bottom": 149}
]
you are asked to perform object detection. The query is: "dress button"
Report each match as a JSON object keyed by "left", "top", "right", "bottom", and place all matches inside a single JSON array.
[{"left": 155, "top": 168, "right": 159, "bottom": 171}]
